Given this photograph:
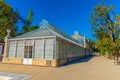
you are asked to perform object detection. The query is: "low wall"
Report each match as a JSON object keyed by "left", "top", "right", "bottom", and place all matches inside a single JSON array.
[
  {"left": 5, "top": 58, "right": 22, "bottom": 64},
  {"left": 57, "top": 55, "right": 85, "bottom": 66},
  {"left": 3, "top": 55, "right": 85, "bottom": 67},
  {"left": 32, "top": 59, "right": 52, "bottom": 66},
  {"left": 32, "top": 59, "right": 59, "bottom": 67}
]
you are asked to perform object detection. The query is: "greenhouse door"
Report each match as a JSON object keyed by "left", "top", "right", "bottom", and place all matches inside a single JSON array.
[{"left": 23, "top": 46, "right": 33, "bottom": 65}]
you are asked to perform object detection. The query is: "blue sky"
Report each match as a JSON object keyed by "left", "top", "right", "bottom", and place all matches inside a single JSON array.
[{"left": 4, "top": 0, "right": 120, "bottom": 40}]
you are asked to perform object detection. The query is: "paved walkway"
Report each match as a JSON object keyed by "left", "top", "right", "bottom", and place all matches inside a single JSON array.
[{"left": 0, "top": 56, "right": 120, "bottom": 80}]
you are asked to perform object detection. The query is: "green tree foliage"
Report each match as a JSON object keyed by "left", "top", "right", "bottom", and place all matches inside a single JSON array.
[
  {"left": 90, "top": 1, "right": 120, "bottom": 61},
  {"left": 116, "top": 15, "right": 120, "bottom": 37},
  {"left": 88, "top": 39, "right": 98, "bottom": 53},
  {"left": 90, "top": 2, "right": 120, "bottom": 42},
  {"left": 97, "top": 38, "right": 114, "bottom": 57},
  {"left": 20, "top": 9, "right": 38, "bottom": 34},
  {"left": 0, "top": 0, "right": 19, "bottom": 38}
]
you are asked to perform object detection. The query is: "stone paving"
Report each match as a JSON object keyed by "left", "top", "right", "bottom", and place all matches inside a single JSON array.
[
  {"left": 0, "top": 56, "right": 120, "bottom": 80},
  {"left": 0, "top": 72, "right": 30, "bottom": 80}
]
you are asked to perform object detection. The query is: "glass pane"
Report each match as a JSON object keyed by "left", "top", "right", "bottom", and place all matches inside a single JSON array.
[
  {"left": 34, "top": 39, "right": 44, "bottom": 59},
  {"left": 24, "top": 46, "right": 29, "bottom": 58},
  {"left": 24, "top": 46, "right": 33, "bottom": 58},
  {"left": 8, "top": 41, "right": 16, "bottom": 58},
  {"left": 45, "top": 38, "right": 53, "bottom": 60},
  {"left": 16, "top": 40, "right": 24, "bottom": 58},
  {"left": 29, "top": 46, "right": 32, "bottom": 58}
]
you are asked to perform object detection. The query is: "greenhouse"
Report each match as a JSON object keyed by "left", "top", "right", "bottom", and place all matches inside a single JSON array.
[{"left": 3, "top": 19, "right": 89, "bottom": 67}]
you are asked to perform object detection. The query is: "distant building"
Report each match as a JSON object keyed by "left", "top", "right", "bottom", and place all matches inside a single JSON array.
[
  {"left": 2, "top": 19, "right": 90, "bottom": 67},
  {"left": 72, "top": 31, "right": 91, "bottom": 56},
  {"left": 72, "top": 31, "right": 84, "bottom": 46},
  {"left": 0, "top": 39, "right": 4, "bottom": 60}
]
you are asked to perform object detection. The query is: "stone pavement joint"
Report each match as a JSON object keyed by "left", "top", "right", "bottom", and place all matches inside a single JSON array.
[{"left": 0, "top": 72, "right": 31, "bottom": 80}]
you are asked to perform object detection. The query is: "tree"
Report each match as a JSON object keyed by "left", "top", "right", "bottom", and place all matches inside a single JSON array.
[
  {"left": 115, "top": 39, "right": 120, "bottom": 61},
  {"left": 90, "top": 1, "right": 120, "bottom": 61},
  {"left": 97, "top": 38, "right": 114, "bottom": 58},
  {"left": 88, "top": 39, "right": 98, "bottom": 54},
  {"left": 90, "top": 2, "right": 119, "bottom": 42},
  {"left": 116, "top": 15, "right": 120, "bottom": 38},
  {"left": 20, "top": 9, "right": 38, "bottom": 34},
  {"left": 0, "top": 0, "right": 19, "bottom": 38}
]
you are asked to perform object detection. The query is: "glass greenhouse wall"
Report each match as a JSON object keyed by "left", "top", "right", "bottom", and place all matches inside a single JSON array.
[
  {"left": 55, "top": 37, "right": 85, "bottom": 60},
  {"left": 7, "top": 37, "right": 56, "bottom": 60},
  {"left": 7, "top": 36, "right": 85, "bottom": 60}
]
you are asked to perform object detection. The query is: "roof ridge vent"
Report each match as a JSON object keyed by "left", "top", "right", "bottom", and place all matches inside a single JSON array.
[
  {"left": 74, "top": 31, "right": 79, "bottom": 35},
  {"left": 39, "top": 19, "right": 50, "bottom": 28}
]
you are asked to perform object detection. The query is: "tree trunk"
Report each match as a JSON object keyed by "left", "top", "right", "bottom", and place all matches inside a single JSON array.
[
  {"left": 116, "top": 56, "right": 119, "bottom": 62},
  {"left": 110, "top": 30, "right": 114, "bottom": 42}
]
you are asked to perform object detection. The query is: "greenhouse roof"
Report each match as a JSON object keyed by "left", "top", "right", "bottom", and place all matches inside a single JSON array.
[
  {"left": 72, "top": 31, "right": 85, "bottom": 46},
  {"left": 11, "top": 19, "right": 81, "bottom": 45}
]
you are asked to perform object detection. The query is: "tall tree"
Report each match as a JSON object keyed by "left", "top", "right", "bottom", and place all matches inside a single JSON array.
[
  {"left": 0, "top": 0, "right": 19, "bottom": 38},
  {"left": 90, "top": 1, "right": 120, "bottom": 60},
  {"left": 116, "top": 14, "right": 120, "bottom": 38},
  {"left": 20, "top": 9, "right": 38, "bottom": 34},
  {"left": 90, "top": 2, "right": 118, "bottom": 42},
  {"left": 88, "top": 39, "right": 97, "bottom": 54}
]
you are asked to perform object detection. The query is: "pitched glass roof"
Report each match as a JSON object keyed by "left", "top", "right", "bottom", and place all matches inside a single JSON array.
[
  {"left": 11, "top": 19, "right": 81, "bottom": 45},
  {"left": 72, "top": 31, "right": 84, "bottom": 46}
]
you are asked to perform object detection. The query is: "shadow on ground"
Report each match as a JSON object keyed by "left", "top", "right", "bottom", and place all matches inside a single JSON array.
[{"left": 61, "top": 55, "right": 95, "bottom": 67}]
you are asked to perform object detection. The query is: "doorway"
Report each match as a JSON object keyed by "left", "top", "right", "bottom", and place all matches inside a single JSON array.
[{"left": 23, "top": 46, "right": 33, "bottom": 65}]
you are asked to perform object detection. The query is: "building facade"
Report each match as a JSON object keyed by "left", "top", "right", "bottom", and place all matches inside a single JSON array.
[
  {"left": 2, "top": 19, "right": 90, "bottom": 67},
  {"left": 72, "top": 31, "right": 91, "bottom": 56},
  {"left": 0, "top": 39, "right": 4, "bottom": 61}
]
